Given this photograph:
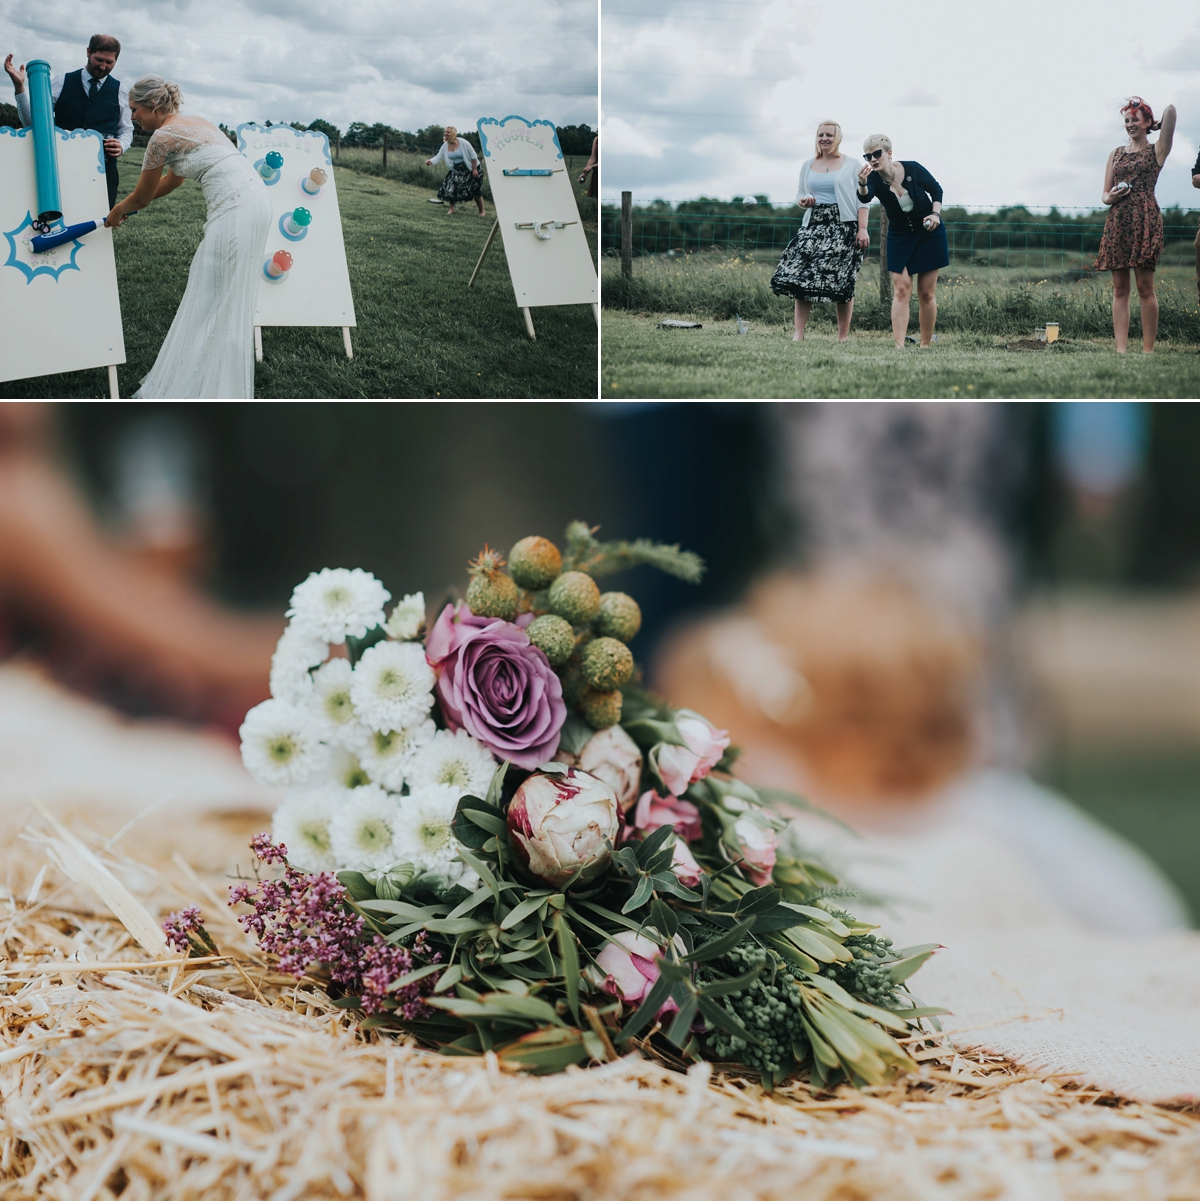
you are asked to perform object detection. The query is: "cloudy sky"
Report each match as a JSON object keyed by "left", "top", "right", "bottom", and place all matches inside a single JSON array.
[
  {"left": 602, "top": 0, "right": 1200, "bottom": 211},
  {"left": 2, "top": 0, "right": 597, "bottom": 138}
]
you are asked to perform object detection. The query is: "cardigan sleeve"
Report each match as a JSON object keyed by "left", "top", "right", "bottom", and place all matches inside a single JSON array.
[{"left": 910, "top": 161, "right": 943, "bottom": 203}]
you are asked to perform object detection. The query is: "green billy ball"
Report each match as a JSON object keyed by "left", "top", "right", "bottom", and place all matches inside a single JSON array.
[
  {"left": 508, "top": 535, "right": 563, "bottom": 591},
  {"left": 594, "top": 592, "right": 642, "bottom": 642},
  {"left": 526, "top": 614, "right": 575, "bottom": 667},
  {"left": 580, "top": 687, "right": 623, "bottom": 729},
  {"left": 466, "top": 572, "right": 519, "bottom": 621},
  {"left": 579, "top": 636, "right": 634, "bottom": 691},
  {"left": 547, "top": 570, "right": 600, "bottom": 624}
]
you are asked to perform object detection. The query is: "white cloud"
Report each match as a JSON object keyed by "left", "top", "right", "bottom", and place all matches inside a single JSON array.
[
  {"left": 2, "top": 0, "right": 596, "bottom": 134},
  {"left": 897, "top": 87, "right": 939, "bottom": 108},
  {"left": 602, "top": 0, "right": 1199, "bottom": 211}
]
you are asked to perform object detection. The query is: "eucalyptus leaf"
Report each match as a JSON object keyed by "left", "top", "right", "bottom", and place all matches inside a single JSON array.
[
  {"left": 554, "top": 912, "right": 581, "bottom": 1025},
  {"left": 621, "top": 876, "right": 655, "bottom": 914}
]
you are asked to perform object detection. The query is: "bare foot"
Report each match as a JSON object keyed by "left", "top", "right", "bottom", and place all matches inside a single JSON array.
[{"left": 792, "top": 335, "right": 803, "bottom": 342}]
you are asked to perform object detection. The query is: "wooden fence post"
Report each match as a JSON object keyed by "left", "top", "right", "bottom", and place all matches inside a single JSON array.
[
  {"left": 382, "top": 132, "right": 388, "bottom": 172},
  {"left": 336, "top": 135, "right": 340, "bottom": 162},
  {"left": 878, "top": 208, "right": 891, "bottom": 304},
  {"left": 621, "top": 190, "right": 633, "bottom": 279}
]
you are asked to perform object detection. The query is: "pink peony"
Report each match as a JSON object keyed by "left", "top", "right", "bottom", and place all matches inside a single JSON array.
[
  {"left": 732, "top": 818, "right": 778, "bottom": 886},
  {"left": 655, "top": 712, "right": 730, "bottom": 795},
  {"left": 426, "top": 603, "right": 565, "bottom": 769},
  {"left": 595, "top": 930, "right": 680, "bottom": 1015},
  {"left": 506, "top": 768, "right": 619, "bottom": 888}
]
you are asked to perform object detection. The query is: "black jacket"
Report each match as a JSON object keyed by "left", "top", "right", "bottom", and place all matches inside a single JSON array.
[{"left": 858, "top": 161, "right": 943, "bottom": 233}]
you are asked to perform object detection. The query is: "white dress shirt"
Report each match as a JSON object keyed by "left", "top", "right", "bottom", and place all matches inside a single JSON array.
[{"left": 14, "top": 67, "right": 133, "bottom": 151}]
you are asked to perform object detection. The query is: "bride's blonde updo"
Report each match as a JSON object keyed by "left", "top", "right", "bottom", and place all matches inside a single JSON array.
[{"left": 129, "top": 75, "right": 183, "bottom": 114}]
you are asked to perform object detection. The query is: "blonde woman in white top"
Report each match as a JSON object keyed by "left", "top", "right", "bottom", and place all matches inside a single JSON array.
[{"left": 769, "top": 122, "right": 870, "bottom": 342}]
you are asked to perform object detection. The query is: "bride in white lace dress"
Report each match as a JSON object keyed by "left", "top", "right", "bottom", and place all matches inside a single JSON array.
[{"left": 106, "top": 76, "right": 271, "bottom": 399}]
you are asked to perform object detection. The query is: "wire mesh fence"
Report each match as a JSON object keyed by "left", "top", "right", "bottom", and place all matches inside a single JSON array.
[{"left": 600, "top": 204, "right": 1200, "bottom": 283}]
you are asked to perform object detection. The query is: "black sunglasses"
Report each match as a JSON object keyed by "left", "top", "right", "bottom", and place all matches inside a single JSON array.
[{"left": 862, "top": 149, "right": 886, "bottom": 161}]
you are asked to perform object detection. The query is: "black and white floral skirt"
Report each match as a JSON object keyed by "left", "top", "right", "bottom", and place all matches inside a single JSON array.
[
  {"left": 770, "top": 204, "right": 866, "bottom": 304},
  {"left": 437, "top": 162, "right": 482, "bottom": 203}
]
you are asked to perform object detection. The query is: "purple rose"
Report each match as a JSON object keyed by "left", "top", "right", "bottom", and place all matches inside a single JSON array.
[{"left": 426, "top": 603, "right": 565, "bottom": 769}]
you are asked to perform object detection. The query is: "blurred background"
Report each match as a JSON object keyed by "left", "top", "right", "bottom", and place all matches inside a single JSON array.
[{"left": 2, "top": 401, "right": 1198, "bottom": 921}]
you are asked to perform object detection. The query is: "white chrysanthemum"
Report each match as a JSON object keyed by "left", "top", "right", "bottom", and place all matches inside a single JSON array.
[
  {"left": 392, "top": 783, "right": 478, "bottom": 888},
  {"left": 287, "top": 568, "right": 390, "bottom": 644},
  {"left": 358, "top": 718, "right": 436, "bottom": 792},
  {"left": 406, "top": 729, "right": 497, "bottom": 798},
  {"left": 269, "top": 624, "right": 328, "bottom": 704},
  {"left": 325, "top": 745, "right": 373, "bottom": 790},
  {"left": 350, "top": 641, "right": 435, "bottom": 732},
  {"left": 329, "top": 785, "right": 401, "bottom": 871},
  {"left": 384, "top": 592, "right": 426, "bottom": 641},
  {"left": 239, "top": 699, "right": 328, "bottom": 788},
  {"left": 308, "top": 658, "right": 366, "bottom": 746},
  {"left": 272, "top": 786, "right": 344, "bottom": 871}
]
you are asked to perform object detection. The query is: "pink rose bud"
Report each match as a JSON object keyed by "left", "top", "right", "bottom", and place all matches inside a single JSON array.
[
  {"left": 577, "top": 725, "right": 644, "bottom": 813},
  {"left": 732, "top": 818, "right": 778, "bottom": 886},
  {"left": 506, "top": 768, "right": 619, "bottom": 888},
  {"left": 656, "top": 712, "right": 730, "bottom": 794},
  {"left": 669, "top": 838, "right": 703, "bottom": 888},
  {"left": 628, "top": 790, "right": 702, "bottom": 844},
  {"left": 594, "top": 930, "right": 684, "bottom": 1014}
]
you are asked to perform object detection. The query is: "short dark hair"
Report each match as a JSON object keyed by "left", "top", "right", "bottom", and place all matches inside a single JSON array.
[{"left": 87, "top": 35, "right": 121, "bottom": 57}]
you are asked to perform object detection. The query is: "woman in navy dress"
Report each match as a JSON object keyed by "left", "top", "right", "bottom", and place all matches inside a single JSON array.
[{"left": 855, "top": 134, "right": 948, "bottom": 347}]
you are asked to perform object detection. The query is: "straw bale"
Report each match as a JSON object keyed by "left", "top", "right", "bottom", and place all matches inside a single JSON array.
[{"left": 2, "top": 809, "right": 1199, "bottom": 1201}]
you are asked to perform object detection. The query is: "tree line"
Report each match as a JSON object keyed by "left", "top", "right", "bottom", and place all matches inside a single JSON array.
[{"left": 1, "top": 103, "right": 594, "bottom": 159}]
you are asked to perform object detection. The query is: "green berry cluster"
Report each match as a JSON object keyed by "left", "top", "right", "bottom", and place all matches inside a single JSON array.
[
  {"left": 464, "top": 529, "right": 645, "bottom": 732},
  {"left": 821, "top": 929, "right": 899, "bottom": 1008},
  {"left": 701, "top": 942, "right": 810, "bottom": 1083}
]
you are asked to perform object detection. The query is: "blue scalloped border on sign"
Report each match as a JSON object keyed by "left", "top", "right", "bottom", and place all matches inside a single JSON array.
[
  {"left": 1, "top": 122, "right": 107, "bottom": 174},
  {"left": 477, "top": 116, "right": 564, "bottom": 162},
  {"left": 3, "top": 211, "right": 84, "bottom": 283},
  {"left": 236, "top": 123, "right": 333, "bottom": 167}
]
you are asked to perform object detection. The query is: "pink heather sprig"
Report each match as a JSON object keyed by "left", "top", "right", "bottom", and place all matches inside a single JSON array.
[
  {"left": 162, "top": 905, "right": 203, "bottom": 954},
  {"left": 229, "top": 835, "right": 440, "bottom": 1018}
]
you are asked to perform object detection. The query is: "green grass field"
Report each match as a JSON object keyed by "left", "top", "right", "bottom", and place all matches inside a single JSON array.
[
  {"left": 2, "top": 148, "right": 597, "bottom": 400},
  {"left": 602, "top": 310, "right": 1200, "bottom": 399},
  {"left": 601, "top": 252, "right": 1200, "bottom": 398}
]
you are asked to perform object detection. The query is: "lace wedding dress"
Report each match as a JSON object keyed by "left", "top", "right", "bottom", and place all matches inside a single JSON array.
[{"left": 134, "top": 122, "right": 271, "bottom": 399}]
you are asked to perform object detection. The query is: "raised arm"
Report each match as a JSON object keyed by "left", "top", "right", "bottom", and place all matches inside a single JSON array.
[{"left": 1155, "top": 104, "right": 1176, "bottom": 167}]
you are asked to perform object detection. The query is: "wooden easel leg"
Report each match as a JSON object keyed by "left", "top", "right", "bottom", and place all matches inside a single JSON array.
[
  {"left": 107, "top": 364, "right": 119, "bottom": 399},
  {"left": 469, "top": 220, "right": 500, "bottom": 287},
  {"left": 254, "top": 326, "right": 263, "bottom": 362},
  {"left": 342, "top": 327, "right": 354, "bottom": 359},
  {"left": 592, "top": 304, "right": 599, "bottom": 327},
  {"left": 522, "top": 307, "right": 536, "bottom": 340}
]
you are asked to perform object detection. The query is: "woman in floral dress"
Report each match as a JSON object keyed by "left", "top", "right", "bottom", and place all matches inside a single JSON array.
[
  {"left": 770, "top": 121, "right": 870, "bottom": 342},
  {"left": 1095, "top": 97, "right": 1176, "bottom": 353}
]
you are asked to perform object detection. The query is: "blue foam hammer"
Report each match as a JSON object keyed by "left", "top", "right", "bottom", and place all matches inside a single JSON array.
[
  {"left": 31, "top": 219, "right": 100, "bottom": 253},
  {"left": 30, "top": 211, "right": 137, "bottom": 254}
]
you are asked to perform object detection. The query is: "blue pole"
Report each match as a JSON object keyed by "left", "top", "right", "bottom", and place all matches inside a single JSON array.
[{"left": 26, "top": 60, "right": 62, "bottom": 225}]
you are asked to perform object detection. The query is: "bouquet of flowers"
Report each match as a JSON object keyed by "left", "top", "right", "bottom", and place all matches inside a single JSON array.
[{"left": 178, "top": 523, "right": 944, "bottom": 1087}]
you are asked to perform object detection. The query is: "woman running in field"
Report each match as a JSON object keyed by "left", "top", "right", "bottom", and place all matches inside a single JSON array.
[{"left": 1094, "top": 96, "right": 1176, "bottom": 353}]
